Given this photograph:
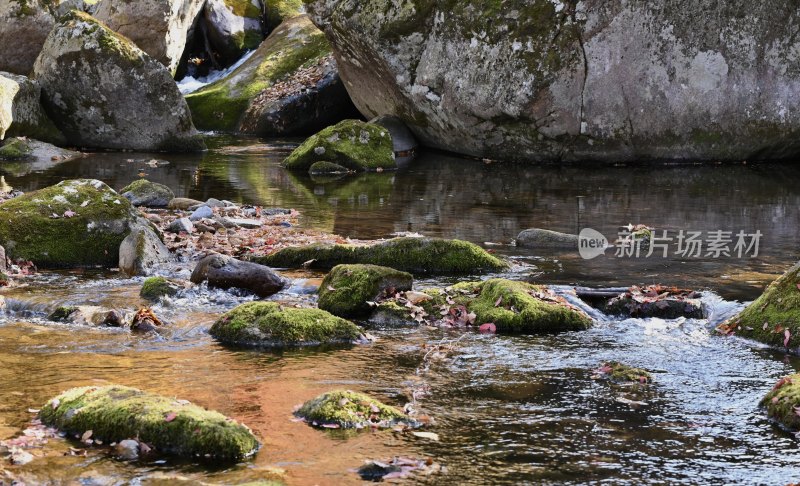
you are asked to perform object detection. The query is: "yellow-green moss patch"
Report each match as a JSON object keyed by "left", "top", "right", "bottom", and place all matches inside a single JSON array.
[
  {"left": 761, "top": 375, "right": 800, "bottom": 431},
  {"left": 294, "top": 390, "right": 410, "bottom": 429},
  {"left": 140, "top": 277, "right": 180, "bottom": 301},
  {"left": 318, "top": 264, "right": 412, "bottom": 318}
]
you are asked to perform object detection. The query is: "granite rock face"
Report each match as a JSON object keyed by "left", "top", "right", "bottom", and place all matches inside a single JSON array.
[{"left": 305, "top": 0, "right": 800, "bottom": 162}]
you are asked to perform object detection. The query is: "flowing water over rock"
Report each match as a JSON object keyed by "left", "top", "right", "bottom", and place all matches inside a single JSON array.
[{"left": 0, "top": 136, "right": 799, "bottom": 483}]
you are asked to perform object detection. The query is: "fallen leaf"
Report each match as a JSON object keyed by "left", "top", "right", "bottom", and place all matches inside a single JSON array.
[
  {"left": 785, "top": 329, "right": 792, "bottom": 348},
  {"left": 63, "top": 210, "right": 76, "bottom": 218},
  {"left": 494, "top": 296, "right": 503, "bottom": 307},
  {"left": 411, "top": 431, "right": 439, "bottom": 441},
  {"left": 164, "top": 412, "right": 177, "bottom": 422},
  {"left": 81, "top": 430, "right": 93, "bottom": 442},
  {"left": 479, "top": 323, "right": 497, "bottom": 334}
]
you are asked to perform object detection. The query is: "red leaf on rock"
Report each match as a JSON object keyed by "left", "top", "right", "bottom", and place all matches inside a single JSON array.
[
  {"left": 785, "top": 329, "right": 792, "bottom": 348},
  {"left": 479, "top": 323, "right": 497, "bottom": 334},
  {"left": 164, "top": 412, "right": 177, "bottom": 422}
]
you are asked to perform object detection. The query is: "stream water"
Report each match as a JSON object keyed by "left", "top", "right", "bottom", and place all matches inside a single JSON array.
[{"left": 0, "top": 135, "right": 798, "bottom": 484}]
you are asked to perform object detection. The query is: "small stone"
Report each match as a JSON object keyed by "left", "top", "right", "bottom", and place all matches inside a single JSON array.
[
  {"left": 114, "top": 439, "right": 139, "bottom": 460},
  {"left": 189, "top": 205, "right": 213, "bottom": 221},
  {"left": 167, "top": 217, "right": 193, "bottom": 234}
]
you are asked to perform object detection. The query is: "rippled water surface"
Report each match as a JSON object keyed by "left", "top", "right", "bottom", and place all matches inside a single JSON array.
[{"left": 0, "top": 136, "right": 799, "bottom": 484}]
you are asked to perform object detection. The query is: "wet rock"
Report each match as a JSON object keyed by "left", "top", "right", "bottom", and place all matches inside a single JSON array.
[
  {"left": 0, "top": 0, "right": 55, "bottom": 75},
  {"left": 295, "top": 390, "right": 411, "bottom": 429},
  {"left": 93, "top": 0, "right": 206, "bottom": 74},
  {"left": 415, "top": 279, "right": 593, "bottom": 334},
  {"left": 600, "top": 285, "right": 704, "bottom": 319},
  {"left": 719, "top": 261, "right": 800, "bottom": 351},
  {"left": 40, "top": 385, "right": 259, "bottom": 462},
  {"left": 119, "top": 180, "right": 175, "bottom": 208},
  {"left": 0, "top": 137, "right": 80, "bottom": 162},
  {"left": 140, "top": 277, "right": 182, "bottom": 301},
  {"left": 370, "top": 115, "right": 418, "bottom": 155},
  {"left": 204, "top": 0, "right": 264, "bottom": 66},
  {"left": 167, "top": 217, "right": 194, "bottom": 234},
  {"left": 130, "top": 307, "right": 165, "bottom": 333},
  {"left": 593, "top": 362, "right": 652, "bottom": 385},
  {"left": 189, "top": 205, "right": 214, "bottom": 221},
  {"left": 308, "top": 161, "right": 349, "bottom": 176},
  {"left": 0, "top": 72, "right": 65, "bottom": 144},
  {"left": 118, "top": 226, "right": 174, "bottom": 276},
  {"left": 190, "top": 254, "right": 286, "bottom": 297},
  {"left": 49, "top": 305, "right": 124, "bottom": 327},
  {"left": 114, "top": 439, "right": 140, "bottom": 461},
  {"left": 516, "top": 228, "right": 579, "bottom": 250},
  {"left": 283, "top": 119, "right": 395, "bottom": 172},
  {"left": 186, "top": 15, "right": 354, "bottom": 136},
  {"left": 210, "top": 301, "right": 365, "bottom": 347},
  {"left": 252, "top": 237, "right": 508, "bottom": 275},
  {"left": 318, "top": 264, "right": 413, "bottom": 318},
  {"left": 305, "top": 0, "right": 800, "bottom": 163},
  {"left": 368, "top": 301, "right": 417, "bottom": 328},
  {"left": 762, "top": 375, "right": 800, "bottom": 431},
  {"left": 32, "top": 11, "right": 205, "bottom": 152},
  {"left": 0, "top": 179, "right": 140, "bottom": 268},
  {"left": 168, "top": 197, "right": 204, "bottom": 210}
]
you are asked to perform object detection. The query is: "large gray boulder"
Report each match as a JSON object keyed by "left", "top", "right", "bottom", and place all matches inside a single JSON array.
[
  {"left": 306, "top": 1, "right": 800, "bottom": 163},
  {"left": 32, "top": 11, "right": 205, "bottom": 152},
  {"left": 0, "top": 0, "right": 55, "bottom": 75},
  {"left": 118, "top": 225, "right": 174, "bottom": 276},
  {"left": 204, "top": 0, "right": 264, "bottom": 66},
  {"left": 93, "top": 0, "right": 206, "bottom": 75},
  {"left": 0, "top": 72, "right": 65, "bottom": 144},
  {"left": 191, "top": 254, "right": 286, "bottom": 297}
]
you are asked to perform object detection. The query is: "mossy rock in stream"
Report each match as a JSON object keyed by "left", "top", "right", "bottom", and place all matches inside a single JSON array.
[
  {"left": 210, "top": 301, "right": 365, "bottom": 347},
  {"left": 283, "top": 119, "right": 395, "bottom": 172},
  {"left": 718, "top": 261, "right": 800, "bottom": 352},
  {"left": 423, "top": 279, "right": 592, "bottom": 334},
  {"left": 140, "top": 276, "right": 181, "bottom": 301},
  {"left": 39, "top": 385, "right": 259, "bottom": 462},
  {"left": 594, "top": 361, "right": 652, "bottom": 385},
  {"left": 294, "top": 390, "right": 410, "bottom": 429},
  {"left": 119, "top": 179, "right": 175, "bottom": 208},
  {"left": 761, "top": 375, "right": 800, "bottom": 431},
  {"left": 318, "top": 264, "right": 412, "bottom": 318},
  {"left": 251, "top": 237, "right": 508, "bottom": 275},
  {"left": 308, "top": 160, "right": 349, "bottom": 176},
  {"left": 0, "top": 137, "right": 79, "bottom": 162},
  {"left": 0, "top": 179, "right": 140, "bottom": 268}
]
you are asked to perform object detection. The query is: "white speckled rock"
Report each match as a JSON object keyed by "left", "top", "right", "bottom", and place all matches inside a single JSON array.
[
  {"left": 306, "top": 0, "right": 800, "bottom": 162},
  {"left": 32, "top": 11, "right": 205, "bottom": 152}
]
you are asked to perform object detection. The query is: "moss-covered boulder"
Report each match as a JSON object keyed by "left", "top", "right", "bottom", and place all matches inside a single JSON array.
[
  {"left": 185, "top": 15, "right": 334, "bottom": 133},
  {"left": 294, "top": 390, "right": 409, "bottom": 429},
  {"left": 762, "top": 375, "right": 800, "bottom": 431},
  {"left": 0, "top": 137, "right": 79, "bottom": 162},
  {"left": 718, "top": 261, "right": 800, "bottom": 351},
  {"left": 252, "top": 237, "right": 508, "bottom": 275},
  {"left": 0, "top": 71, "right": 65, "bottom": 144},
  {"left": 308, "top": 160, "right": 349, "bottom": 175},
  {"left": 40, "top": 385, "right": 259, "bottom": 461},
  {"left": 264, "top": 0, "right": 302, "bottom": 30},
  {"left": 414, "top": 279, "right": 592, "bottom": 334},
  {"left": 32, "top": 11, "right": 205, "bottom": 152},
  {"left": 318, "top": 264, "right": 412, "bottom": 318},
  {"left": 0, "top": 179, "right": 140, "bottom": 268},
  {"left": 204, "top": 0, "right": 264, "bottom": 66},
  {"left": 593, "top": 361, "right": 652, "bottom": 385},
  {"left": 210, "top": 301, "right": 365, "bottom": 347},
  {"left": 283, "top": 119, "right": 395, "bottom": 172},
  {"left": 140, "top": 276, "right": 182, "bottom": 301},
  {"left": 120, "top": 179, "right": 175, "bottom": 208},
  {"left": 0, "top": 0, "right": 55, "bottom": 75}
]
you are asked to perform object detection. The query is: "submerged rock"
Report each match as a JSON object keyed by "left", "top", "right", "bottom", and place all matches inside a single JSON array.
[
  {"left": 516, "top": 229, "right": 579, "bottom": 250},
  {"left": 140, "top": 276, "right": 182, "bottom": 301},
  {"left": 33, "top": 11, "right": 205, "bottom": 152},
  {"left": 283, "top": 119, "right": 395, "bottom": 172},
  {"left": 252, "top": 237, "right": 508, "bottom": 275},
  {"left": 191, "top": 254, "right": 286, "bottom": 297},
  {"left": 719, "top": 261, "right": 800, "bottom": 352},
  {"left": 602, "top": 285, "right": 704, "bottom": 320},
  {"left": 762, "top": 375, "right": 800, "bottom": 431},
  {"left": 308, "top": 160, "right": 349, "bottom": 176},
  {"left": 0, "top": 72, "right": 65, "bottom": 144},
  {"left": 305, "top": 0, "right": 800, "bottom": 163},
  {"left": 119, "top": 180, "right": 175, "bottom": 208},
  {"left": 118, "top": 226, "right": 174, "bottom": 276},
  {"left": 318, "top": 264, "right": 413, "bottom": 318},
  {"left": 0, "top": 179, "right": 139, "bottom": 268},
  {"left": 49, "top": 305, "right": 124, "bottom": 327},
  {"left": 210, "top": 301, "right": 365, "bottom": 347},
  {"left": 294, "top": 390, "right": 410, "bottom": 429},
  {"left": 40, "top": 385, "right": 259, "bottom": 462},
  {"left": 204, "top": 0, "right": 264, "bottom": 66},
  {"left": 185, "top": 15, "right": 343, "bottom": 135},
  {"left": 93, "top": 0, "right": 206, "bottom": 74},
  {"left": 593, "top": 362, "right": 652, "bottom": 385},
  {"left": 0, "top": 137, "right": 80, "bottom": 162},
  {"left": 0, "top": 0, "right": 55, "bottom": 75}
]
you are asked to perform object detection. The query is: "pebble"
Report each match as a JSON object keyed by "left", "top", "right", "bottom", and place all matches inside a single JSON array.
[
  {"left": 114, "top": 439, "right": 139, "bottom": 461},
  {"left": 189, "top": 205, "right": 213, "bottom": 221},
  {"left": 167, "top": 217, "right": 194, "bottom": 234}
]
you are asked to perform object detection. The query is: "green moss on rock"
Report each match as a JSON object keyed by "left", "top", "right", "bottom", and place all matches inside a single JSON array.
[
  {"left": 309, "top": 160, "right": 349, "bottom": 175},
  {"left": 294, "top": 390, "right": 409, "bottom": 429},
  {"left": 0, "top": 179, "right": 138, "bottom": 268},
  {"left": 48, "top": 305, "right": 78, "bottom": 321},
  {"left": 719, "top": 261, "right": 800, "bottom": 351},
  {"left": 318, "top": 264, "right": 412, "bottom": 318},
  {"left": 140, "top": 276, "right": 180, "bottom": 301},
  {"left": 39, "top": 385, "right": 259, "bottom": 462},
  {"left": 762, "top": 375, "right": 800, "bottom": 431},
  {"left": 0, "top": 137, "right": 32, "bottom": 159},
  {"left": 265, "top": 0, "right": 303, "bottom": 29},
  {"left": 119, "top": 179, "right": 175, "bottom": 207},
  {"left": 252, "top": 237, "right": 508, "bottom": 275},
  {"left": 210, "top": 301, "right": 365, "bottom": 347},
  {"left": 596, "top": 361, "right": 652, "bottom": 384},
  {"left": 283, "top": 119, "right": 395, "bottom": 172}
]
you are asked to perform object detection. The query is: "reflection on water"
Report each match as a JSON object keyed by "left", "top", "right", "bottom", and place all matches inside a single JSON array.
[{"left": 0, "top": 136, "right": 799, "bottom": 483}]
